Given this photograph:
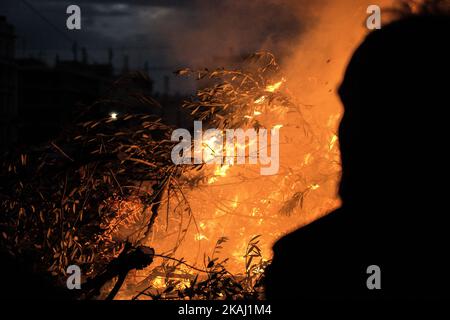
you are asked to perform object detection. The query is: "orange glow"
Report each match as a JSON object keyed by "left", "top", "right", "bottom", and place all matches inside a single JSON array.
[{"left": 112, "top": 0, "right": 398, "bottom": 300}]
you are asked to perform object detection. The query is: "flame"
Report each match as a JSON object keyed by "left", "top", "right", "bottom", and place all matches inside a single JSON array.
[
  {"left": 207, "top": 176, "right": 218, "bottom": 184},
  {"left": 310, "top": 183, "right": 320, "bottom": 190},
  {"left": 208, "top": 164, "right": 232, "bottom": 184},
  {"left": 215, "top": 164, "right": 231, "bottom": 177},
  {"left": 329, "top": 134, "right": 338, "bottom": 150},
  {"left": 152, "top": 276, "right": 165, "bottom": 289},
  {"left": 254, "top": 96, "right": 266, "bottom": 104},
  {"left": 265, "top": 78, "right": 286, "bottom": 93},
  {"left": 202, "top": 136, "right": 220, "bottom": 163},
  {"left": 304, "top": 153, "right": 312, "bottom": 165},
  {"left": 231, "top": 195, "right": 239, "bottom": 208},
  {"left": 194, "top": 233, "right": 208, "bottom": 241}
]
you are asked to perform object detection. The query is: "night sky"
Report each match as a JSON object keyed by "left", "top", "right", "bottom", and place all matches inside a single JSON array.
[{"left": 1, "top": 0, "right": 311, "bottom": 93}]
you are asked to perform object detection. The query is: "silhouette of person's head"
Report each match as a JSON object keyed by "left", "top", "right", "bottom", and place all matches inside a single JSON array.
[
  {"left": 265, "top": 12, "right": 450, "bottom": 301},
  {"left": 337, "top": 15, "right": 449, "bottom": 223}
]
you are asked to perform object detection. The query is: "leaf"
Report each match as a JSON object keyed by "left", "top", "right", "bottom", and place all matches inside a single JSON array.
[{"left": 174, "top": 68, "right": 191, "bottom": 76}]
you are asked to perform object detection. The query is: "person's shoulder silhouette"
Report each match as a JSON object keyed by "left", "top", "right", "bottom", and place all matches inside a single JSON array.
[{"left": 265, "top": 13, "right": 450, "bottom": 299}]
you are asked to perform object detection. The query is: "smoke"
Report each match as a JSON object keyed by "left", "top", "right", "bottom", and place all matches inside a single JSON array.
[
  {"left": 2, "top": 0, "right": 396, "bottom": 94},
  {"left": 163, "top": 0, "right": 318, "bottom": 67},
  {"left": 281, "top": 0, "right": 394, "bottom": 127},
  {"left": 154, "top": 0, "right": 395, "bottom": 94}
]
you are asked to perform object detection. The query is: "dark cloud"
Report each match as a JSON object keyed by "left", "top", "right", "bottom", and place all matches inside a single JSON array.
[{"left": 1, "top": 0, "right": 314, "bottom": 93}]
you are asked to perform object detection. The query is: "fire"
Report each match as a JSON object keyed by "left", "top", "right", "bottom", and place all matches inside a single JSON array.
[
  {"left": 304, "top": 153, "right": 312, "bottom": 165},
  {"left": 207, "top": 176, "right": 218, "bottom": 184},
  {"left": 231, "top": 195, "right": 239, "bottom": 208},
  {"left": 202, "top": 136, "right": 221, "bottom": 163},
  {"left": 329, "top": 134, "right": 338, "bottom": 150},
  {"left": 152, "top": 276, "right": 165, "bottom": 289},
  {"left": 265, "top": 78, "right": 286, "bottom": 93},
  {"left": 162, "top": 98, "right": 341, "bottom": 282},
  {"left": 113, "top": 50, "right": 345, "bottom": 299},
  {"left": 215, "top": 164, "right": 231, "bottom": 177},
  {"left": 194, "top": 233, "right": 208, "bottom": 241},
  {"left": 254, "top": 96, "right": 266, "bottom": 104},
  {"left": 310, "top": 183, "right": 320, "bottom": 191},
  {"left": 204, "top": 133, "right": 233, "bottom": 184}
]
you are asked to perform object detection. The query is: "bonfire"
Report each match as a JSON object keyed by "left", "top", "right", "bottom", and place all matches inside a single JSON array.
[{"left": 0, "top": 52, "right": 340, "bottom": 300}]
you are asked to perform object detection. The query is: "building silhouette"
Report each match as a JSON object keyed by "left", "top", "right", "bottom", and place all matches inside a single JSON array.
[
  {"left": 0, "top": 16, "right": 190, "bottom": 150},
  {"left": 16, "top": 57, "right": 114, "bottom": 144},
  {"left": 0, "top": 15, "right": 118, "bottom": 149}
]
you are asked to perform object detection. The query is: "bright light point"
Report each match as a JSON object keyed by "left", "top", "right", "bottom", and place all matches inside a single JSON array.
[
  {"left": 253, "top": 111, "right": 262, "bottom": 116},
  {"left": 194, "top": 233, "right": 208, "bottom": 241},
  {"left": 208, "top": 177, "right": 217, "bottom": 184},
  {"left": 329, "top": 134, "right": 338, "bottom": 150},
  {"left": 110, "top": 112, "right": 118, "bottom": 120},
  {"left": 273, "top": 124, "right": 283, "bottom": 129},
  {"left": 265, "top": 78, "right": 286, "bottom": 92},
  {"left": 214, "top": 164, "right": 230, "bottom": 177},
  {"left": 310, "top": 184, "right": 320, "bottom": 190},
  {"left": 254, "top": 96, "right": 266, "bottom": 104}
]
